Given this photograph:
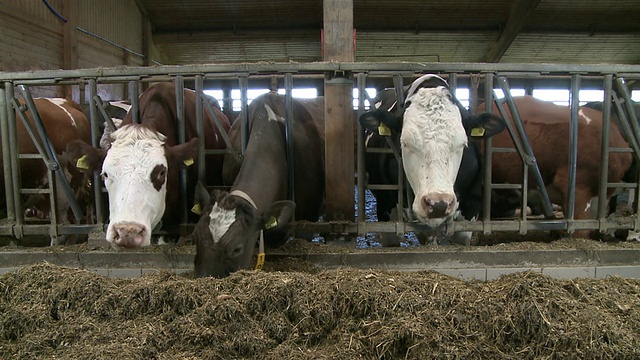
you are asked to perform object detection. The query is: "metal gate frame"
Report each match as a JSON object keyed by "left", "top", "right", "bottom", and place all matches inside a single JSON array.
[{"left": 1, "top": 62, "right": 640, "bottom": 241}]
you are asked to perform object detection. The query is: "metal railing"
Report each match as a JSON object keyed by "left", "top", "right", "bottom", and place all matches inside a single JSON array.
[{"left": 1, "top": 62, "right": 639, "bottom": 242}]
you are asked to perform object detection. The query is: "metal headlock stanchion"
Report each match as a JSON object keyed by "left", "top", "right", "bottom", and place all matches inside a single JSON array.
[
  {"left": 284, "top": 73, "right": 295, "bottom": 203},
  {"left": 11, "top": 86, "right": 85, "bottom": 238}
]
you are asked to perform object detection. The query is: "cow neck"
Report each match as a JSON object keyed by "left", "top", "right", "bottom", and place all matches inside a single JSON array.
[{"left": 229, "top": 189, "right": 257, "bottom": 210}]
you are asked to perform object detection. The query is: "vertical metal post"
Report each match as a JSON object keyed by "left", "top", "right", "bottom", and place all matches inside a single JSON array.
[
  {"left": 128, "top": 81, "right": 139, "bottom": 124},
  {"left": 448, "top": 73, "right": 458, "bottom": 95},
  {"left": 565, "top": 74, "right": 580, "bottom": 229},
  {"left": 88, "top": 79, "right": 104, "bottom": 225},
  {"left": 597, "top": 75, "right": 613, "bottom": 223},
  {"left": 392, "top": 75, "right": 407, "bottom": 221},
  {"left": 239, "top": 76, "right": 249, "bottom": 154},
  {"left": 174, "top": 77, "right": 188, "bottom": 223},
  {"left": 284, "top": 73, "right": 295, "bottom": 202},
  {"left": 195, "top": 75, "right": 206, "bottom": 184},
  {"left": 482, "top": 74, "right": 494, "bottom": 233},
  {"left": 6, "top": 83, "right": 23, "bottom": 234},
  {"left": 356, "top": 73, "right": 366, "bottom": 225},
  {"left": 0, "top": 84, "right": 15, "bottom": 221}
]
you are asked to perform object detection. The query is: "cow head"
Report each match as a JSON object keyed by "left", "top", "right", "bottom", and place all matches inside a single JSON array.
[
  {"left": 192, "top": 184, "right": 295, "bottom": 278},
  {"left": 359, "top": 74, "right": 505, "bottom": 225},
  {"left": 66, "top": 124, "right": 198, "bottom": 249}
]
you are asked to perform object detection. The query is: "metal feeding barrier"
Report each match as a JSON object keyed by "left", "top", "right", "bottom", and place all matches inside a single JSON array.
[{"left": 0, "top": 62, "right": 640, "bottom": 244}]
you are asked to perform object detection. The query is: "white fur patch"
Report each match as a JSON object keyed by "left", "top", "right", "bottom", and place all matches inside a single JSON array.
[
  {"left": 45, "top": 98, "right": 77, "bottom": 129},
  {"left": 578, "top": 108, "right": 592, "bottom": 125},
  {"left": 102, "top": 125, "right": 169, "bottom": 246},
  {"left": 584, "top": 198, "right": 592, "bottom": 212},
  {"left": 400, "top": 86, "right": 466, "bottom": 220},
  {"left": 109, "top": 101, "right": 131, "bottom": 113},
  {"left": 209, "top": 203, "right": 236, "bottom": 243},
  {"left": 265, "top": 104, "right": 285, "bottom": 122}
]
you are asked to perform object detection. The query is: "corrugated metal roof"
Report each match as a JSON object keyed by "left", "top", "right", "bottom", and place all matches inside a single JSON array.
[{"left": 138, "top": 0, "right": 640, "bottom": 65}]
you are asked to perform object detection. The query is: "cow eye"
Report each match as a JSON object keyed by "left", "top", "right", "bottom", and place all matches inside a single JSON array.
[
  {"left": 101, "top": 172, "right": 108, "bottom": 180},
  {"left": 230, "top": 245, "right": 243, "bottom": 257}
]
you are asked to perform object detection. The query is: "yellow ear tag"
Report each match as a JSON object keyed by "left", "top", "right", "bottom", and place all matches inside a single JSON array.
[
  {"left": 183, "top": 158, "right": 194, "bottom": 166},
  {"left": 470, "top": 127, "right": 486, "bottom": 137},
  {"left": 76, "top": 155, "right": 89, "bottom": 170},
  {"left": 254, "top": 253, "right": 265, "bottom": 270},
  {"left": 378, "top": 123, "right": 392, "bottom": 137},
  {"left": 264, "top": 216, "right": 278, "bottom": 230},
  {"left": 191, "top": 203, "right": 202, "bottom": 215}
]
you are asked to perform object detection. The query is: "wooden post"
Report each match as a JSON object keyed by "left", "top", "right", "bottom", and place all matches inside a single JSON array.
[
  {"left": 62, "top": 0, "right": 78, "bottom": 99},
  {"left": 323, "top": 0, "right": 354, "bottom": 222}
]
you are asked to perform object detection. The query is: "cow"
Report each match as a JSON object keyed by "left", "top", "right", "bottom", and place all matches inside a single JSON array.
[
  {"left": 191, "top": 92, "right": 325, "bottom": 278},
  {"left": 359, "top": 74, "right": 506, "bottom": 246},
  {"left": 0, "top": 98, "right": 92, "bottom": 244},
  {"left": 65, "top": 82, "right": 231, "bottom": 249},
  {"left": 479, "top": 96, "right": 634, "bottom": 239}
]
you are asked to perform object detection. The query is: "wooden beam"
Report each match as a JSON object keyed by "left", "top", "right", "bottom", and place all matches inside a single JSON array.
[
  {"left": 323, "top": 0, "right": 355, "bottom": 222},
  {"left": 482, "top": 0, "right": 542, "bottom": 63}
]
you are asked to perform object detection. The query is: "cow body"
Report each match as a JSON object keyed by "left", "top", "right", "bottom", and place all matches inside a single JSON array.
[
  {"left": 359, "top": 75, "right": 506, "bottom": 245},
  {"left": 192, "top": 92, "right": 325, "bottom": 278},
  {"left": 66, "top": 83, "right": 230, "bottom": 248},
  {"left": 479, "top": 96, "right": 634, "bottom": 238}
]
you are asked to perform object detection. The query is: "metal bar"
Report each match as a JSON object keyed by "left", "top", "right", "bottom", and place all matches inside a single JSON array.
[
  {"left": 88, "top": 80, "right": 105, "bottom": 226},
  {"left": 128, "top": 81, "right": 139, "bottom": 124},
  {"left": 565, "top": 74, "right": 580, "bottom": 227},
  {"left": 0, "top": 84, "right": 15, "bottom": 221},
  {"left": 496, "top": 76, "right": 555, "bottom": 219},
  {"left": 5, "top": 62, "right": 640, "bottom": 82},
  {"left": 597, "top": 75, "right": 613, "bottom": 222},
  {"left": 239, "top": 76, "right": 249, "bottom": 154},
  {"left": 284, "top": 73, "right": 295, "bottom": 202},
  {"left": 356, "top": 73, "right": 367, "bottom": 225},
  {"left": 482, "top": 73, "right": 494, "bottom": 233},
  {"left": 448, "top": 73, "right": 457, "bottom": 93},
  {"left": 611, "top": 94, "right": 640, "bottom": 157},
  {"left": 195, "top": 75, "right": 206, "bottom": 184},
  {"left": 46, "top": 164, "right": 58, "bottom": 239},
  {"left": 200, "top": 94, "right": 234, "bottom": 151},
  {"left": 6, "top": 84, "right": 22, "bottom": 236},
  {"left": 174, "top": 77, "right": 188, "bottom": 224},
  {"left": 93, "top": 95, "right": 116, "bottom": 132},
  {"left": 391, "top": 75, "right": 408, "bottom": 223},
  {"left": 615, "top": 78, "right": 640, "bottom": 149}
]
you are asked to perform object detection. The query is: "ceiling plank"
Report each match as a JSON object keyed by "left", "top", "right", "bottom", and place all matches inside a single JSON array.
[{"left": 482, "top": 0, "right": 541, "bottom": 63}]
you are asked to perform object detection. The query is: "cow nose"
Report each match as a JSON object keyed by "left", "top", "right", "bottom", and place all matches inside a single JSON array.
[
  {"left": 422, "top": 194, "right": 456, "bottom": 218},
  {"left": 112, "top": 222, "right": 147, "bottom": 248}
]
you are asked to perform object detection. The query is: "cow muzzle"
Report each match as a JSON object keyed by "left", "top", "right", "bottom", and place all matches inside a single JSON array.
[
  {"left": 110, "top": 221, "right": 149, "bottom": 248},
  {"left": 417, "top": 193, "right": 457, "bottom": 220}
]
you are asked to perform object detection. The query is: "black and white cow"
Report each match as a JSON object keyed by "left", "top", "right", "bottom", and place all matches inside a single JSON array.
[
  {"left": 191, "top": 92, "right": 325, "bottom": 278},
  {"left": 359, "top": 74, "right": 506, "bottom": 245}
]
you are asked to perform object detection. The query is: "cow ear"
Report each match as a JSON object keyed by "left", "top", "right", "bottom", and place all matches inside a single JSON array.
[
  {"left": 358, "top": 110, "right": 399, "bottom": 136},
  {"left": 262, "top": 200, "right": 296, "bottom": 231},
  {"left": 191, "top": 181, "right": 212, "bottom": 215},
  {"left": 465, "top": 113, "right": 506, "bottom": 139},
  {"left": 167, "top": 138, "right": 199, "bottom": 168},
  {"left": 65, "top": 140, "right": 106, "bottom": 174}
]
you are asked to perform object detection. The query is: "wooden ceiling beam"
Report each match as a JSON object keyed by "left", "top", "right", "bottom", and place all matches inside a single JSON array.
[{"left": 482, "top": 0, "right": 542, "bottom": 63}]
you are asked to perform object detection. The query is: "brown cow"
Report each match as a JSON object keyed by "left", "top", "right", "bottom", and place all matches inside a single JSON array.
[
  {"left": 66, "top": 83, "right": 231, "bottom": 249},
  {"left": 0, "top": 98, "right": 91, "bottom": 241},
  {"left": 480, "top": 96, "right": 633, "bottom": 238}
]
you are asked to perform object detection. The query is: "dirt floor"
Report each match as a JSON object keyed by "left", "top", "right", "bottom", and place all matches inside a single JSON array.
[{"left": 1, "top": 263, "right": 639, "bottom": 359}]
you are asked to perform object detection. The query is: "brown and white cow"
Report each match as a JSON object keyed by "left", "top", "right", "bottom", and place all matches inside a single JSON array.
[
  {"left": 479, "top": 96, "right": 634, "bottom": 238},
  {"left": 66, "top": 82, "right": 230, "bottom": 249},
  {"left": 0, "top": 98, "right": 91, "bottom": 228},
  {"left": 191, "top": 92, "right": 325, "bottom": 278}
]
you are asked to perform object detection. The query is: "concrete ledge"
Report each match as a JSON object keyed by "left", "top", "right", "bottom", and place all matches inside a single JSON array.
[{"left": 1, "top": 248, "right": 639, "bottom": 280}]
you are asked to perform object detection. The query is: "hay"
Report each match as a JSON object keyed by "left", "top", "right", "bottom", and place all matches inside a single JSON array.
[{"left": 1, "top": 263, "right": 639, "bottom": 359}]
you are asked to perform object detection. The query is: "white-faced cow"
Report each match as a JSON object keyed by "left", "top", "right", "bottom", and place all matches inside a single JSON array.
[
  {"left": 66, "top": 83, "right": 230, "bottom": 249},
  {"left": 359, "top": 75, "right": 506, "bottom": 245},
  {"left": 478, "top": 96, "right": 634, "bottom": 239},
  {"left": 191, "top": 92, "right": 325, "bottom": 278}
]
